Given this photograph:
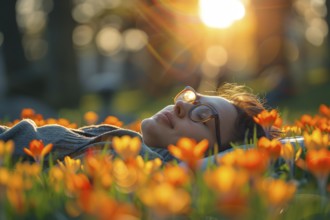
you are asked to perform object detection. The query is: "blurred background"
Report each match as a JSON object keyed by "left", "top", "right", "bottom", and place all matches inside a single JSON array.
[{"left": 0, "top": 0, "right": 329, "bottom": 124}]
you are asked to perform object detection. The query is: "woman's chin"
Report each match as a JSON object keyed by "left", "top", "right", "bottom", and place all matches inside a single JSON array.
[
  {"left": 140, "top": 118, "right": 153, "bottom": 135},
  {"left": 141, "top": 119, "right": 158, "bottom": 147}
]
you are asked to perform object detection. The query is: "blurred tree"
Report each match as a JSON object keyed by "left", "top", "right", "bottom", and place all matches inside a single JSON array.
[
  {"left": 0, "top": 0, "right": 81, "bottom": 110},
  {"left": 251, "top": 0, "right": 294, "bottom": 103},
  {"left": 0, "top": 0, "right": 44, "bottom": 98},
  {"left": 326, "top": 0, "right": 330, "bottom": 73},
  {"left": 47, "top": 0, "right": 81, "bottom": 108}
]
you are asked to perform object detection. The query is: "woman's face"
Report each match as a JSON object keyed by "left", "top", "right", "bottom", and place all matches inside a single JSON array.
[{"left": 141, "top": 87, "right": 238, "bottom": 149}]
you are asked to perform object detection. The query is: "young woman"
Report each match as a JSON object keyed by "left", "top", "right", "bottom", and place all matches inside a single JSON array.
[{"left": 0, "top": 83, "right": 270, "bottom": 163}]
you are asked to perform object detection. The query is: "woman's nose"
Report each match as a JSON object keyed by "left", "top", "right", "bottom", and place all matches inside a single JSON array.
[{"left": 174, "top": 101, "right": 189, "bottom": 118}]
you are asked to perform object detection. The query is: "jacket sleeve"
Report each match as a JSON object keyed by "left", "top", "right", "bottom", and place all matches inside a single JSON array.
[
  {"left": 0, "top": 119, "right": 96, "bottom": 160},
  {"left": 0, "top": 119, "right": 166, "bottom": 163}
]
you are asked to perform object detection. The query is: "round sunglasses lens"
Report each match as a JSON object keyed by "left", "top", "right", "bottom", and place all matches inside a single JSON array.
[
  {"left": 183, "top": 90, "right": 196, "bottom": 103},
  {"left": 191, "top": 105, "right": 212, "bottom": 121}
]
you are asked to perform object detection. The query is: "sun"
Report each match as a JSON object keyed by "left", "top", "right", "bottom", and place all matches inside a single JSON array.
[{"left": 199, "top": 0, "right": 246, "bottom": 29}]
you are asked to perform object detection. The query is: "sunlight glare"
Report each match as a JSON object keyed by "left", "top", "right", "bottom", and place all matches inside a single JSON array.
[{"left": 199, "top": 0, "right": 245, "bottom": 29}]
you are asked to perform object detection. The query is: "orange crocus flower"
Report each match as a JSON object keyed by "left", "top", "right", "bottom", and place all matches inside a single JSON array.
[
  {"left": 317, "top": 118, "right": 330, "bottom": 133},
  {"left": 306, "top": 149, "right": 330, "bottom": 179},
  {"left": 138, "top": 182, "right": 190, "bottom": 216},
  {"left": 217, "top": 148, "right": 245, "bottom": 167},
  {"left": 58, "top": 156, "right": 82, "bottom": 174},
  {"left": 20, "top": 108, "right": 44, "bottom": 125},
  {"left": 112, "top": 159, "right": 141, "bottom": 193},
  {"left": 259, "top": 178, "right": 296, "bottom": 208},
  {"left": 236, "top": 148, "right": 270, "bottom": 177},
  {"left": 77, "top": 190, "right": 139, "bottom": 219},
  {"left": 257, "top": 137, "right": 282, "bottom": 160},
  {"left": 21, "top": 108, "right": 36, "bottom": 119},
  {"left": 0, "top": 140, "right": 14, "bottom": 158},
  {"left": 204, "top": 166, "right": 249, "bottom": 194},
  {"left": 15, "top": 162, "right": 41, "bottom": 177},
  {"left": 84, "top": 153, "right": 113, "bottom": 178},
  {"left": 204, "top": 166, "right": 249, "bottom": 218},
  {"left": 281, "top": 125, "right": 302, "bottom": 137},
  {"left": 168, "top": 138, "right": 209, "bottom": 170},
  {"left": 57, "top": 118, "right": 76, "bottom": 128},
  {"left": 49, "top": 166, "right": 65, "bottom": 192},
  {"left": 23, "top": 140, "right": 53, "bottom": 163},
  {"left": 320, "top": 104, "right": 330, "bottom": 118},
  {"left": 65, "top": 173, "right": 92, "bottom": 196},
  {"left": 303, "top": 129, "right": 329, "bottom": 150},
  {"left": 136, "top": 155, "right": 162, "bottom": 175},
  {"left": 84, "top": 111, "right": 99, "bottom": 125},
  {"left": 7, "top": 188, "right": 26, "bottom": 214},
  {"left": 152, "top": 164, "right": 190, "bottom": 187},
  {"left": 253, "top": 109, "right": 282, "bottom": 130},
  {"left": 112, "top": 135, "right": 142, "bottom": 161},
  {"left": 124, "top": 120, "right": 141, "bottom": 133},
  {"left": 92, "top": 193, "right": 139, "bottom": 220},
  {"left": 84, "top": 153, "right": 113, "bottom": 190},
  {"left": 295, "top": 114, "right": 318, "bottom": 130},
  {"left": 0, "top": 168, "right": 9, "bottom": 185},
  {"left": 103, "top": 116, "right": 123, "bottom": 127}
]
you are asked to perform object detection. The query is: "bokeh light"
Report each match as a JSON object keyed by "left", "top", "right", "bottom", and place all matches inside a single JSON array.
[
  {"left": 305, "top": 18, "right": 328, "bottom": 46},
  {"left": 16, "top": 0, "right": 47, "bottom": 34},
  {"left": 199, "top": 0, "right": 245, "bottom": 28},
  {"left": 310, "top": 0, "right": 327, "bottom": 17},
  {"left": 205, "top": 45, "right": 228, "bottom": 67},
  {"left": 305, "top": 26, "right": 324, "bottom": 46},
  {"left": 73, "top": 25, "right": 94, "bottom": 47},
  {"left": 72, "top": 3, "right": 95, "bottom": 23},
  {"left": 96, "top": 26, "right": 123, "bottom": 55},
  {"left": 123, "top": 29, "right": 148, "bottom": 51},
  {"left": 293, "top": 0, "right": 328, "bottom": 46}
]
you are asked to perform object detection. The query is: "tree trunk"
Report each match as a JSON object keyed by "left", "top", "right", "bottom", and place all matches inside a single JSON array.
[
  {"left": 326, "top": 0, "right": 330, "bottom": 75},
  {"left": 47, "top": 0, "right": 81, "bottom": 108},
  {"left": 251, "top": 0, "right": 294, "bottom": 103}
]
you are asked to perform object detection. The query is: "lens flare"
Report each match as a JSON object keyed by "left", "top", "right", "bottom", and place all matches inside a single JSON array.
[
  {"left": 199, "top": 0, "right": 245, "bottom": 29},
  {"left": 155, "top": 0, "right": 199, "bottom": 18}
]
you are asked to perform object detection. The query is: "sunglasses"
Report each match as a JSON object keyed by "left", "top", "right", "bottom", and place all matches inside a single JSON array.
[{"left": 174, "top": 86, "right": 222, "bottom": 148}]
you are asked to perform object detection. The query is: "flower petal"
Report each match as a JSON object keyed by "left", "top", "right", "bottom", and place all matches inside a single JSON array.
[
  {"left": 23, "top": 148, "right": 34, "bottom": 157},
  {"left": 168, "top": 145, "right": 182, "bottom": 159},
  {"left": 193, "top": 139, "right": 209, "bottom": 157},
  {"left": 41, "top": 143, "right": 53, "bottom": 157}
]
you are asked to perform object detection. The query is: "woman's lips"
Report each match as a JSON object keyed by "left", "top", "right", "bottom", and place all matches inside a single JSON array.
[
  {"left": 163, "top": 111, "right": 174, "bottom": 128},
  {"left": 155, "top": 111, "right": 174, "bottom": 128}
]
